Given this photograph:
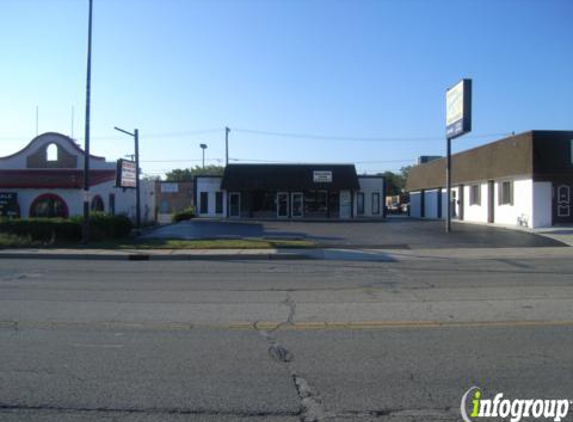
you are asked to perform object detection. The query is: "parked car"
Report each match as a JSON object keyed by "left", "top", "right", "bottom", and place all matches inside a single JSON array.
[{"left": 387, "top": 203, "right": 401, "bottom": 213}]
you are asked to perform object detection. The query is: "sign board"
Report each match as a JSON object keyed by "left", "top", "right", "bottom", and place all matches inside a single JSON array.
[
  {"left": 0, "top": 192, "right": 19, "bottom": 217},
  {"left": 116, "top": 159, "right": 136, "bottom": 188},
  {"left": 313, "top": 171, "right": 333, "bottom": 183},
  {"left": 161, "top": 183, "right": 179, "bottom": 193},
  {"left": 446, "top": 79, "right": 472, "bottom": 139}
]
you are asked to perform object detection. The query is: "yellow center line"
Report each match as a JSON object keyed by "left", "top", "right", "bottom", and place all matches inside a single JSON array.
[{"left": 2, "top": 319, "right": 573, "bottom": 332}]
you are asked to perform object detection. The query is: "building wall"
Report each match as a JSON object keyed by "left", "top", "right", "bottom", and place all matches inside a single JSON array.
[
  {"left": 463, "top": 182, "right": 489, "bottom": 223},
  {"left": 532, "top": 181, "right": 552, "bottom": 228},
  {"left": 410, "top": 178, "right": 556, "bottom": 228},
  {"left": 0, "top": 133, "right": 155, "bottom": 223},
  {"left": 493, "top": 178, "right": 533, "bottom": 226},
  {"left": 196, "top": 177, "right": 226, "bottom": 217},
  {"left": 155, "top": 181, "right": 194, "bottom": 214},
  {"left": 355, "top": 177, "right": 385, "bottom": 218}
]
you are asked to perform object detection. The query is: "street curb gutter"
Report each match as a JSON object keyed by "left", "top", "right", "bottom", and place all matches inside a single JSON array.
[{"left": 0, "top": 252, "right": 315, "bottom": 261}]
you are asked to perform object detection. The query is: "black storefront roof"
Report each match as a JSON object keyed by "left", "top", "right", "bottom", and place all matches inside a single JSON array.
[{"left": 221, "top": 164, "right": 360, "bottom": 191}]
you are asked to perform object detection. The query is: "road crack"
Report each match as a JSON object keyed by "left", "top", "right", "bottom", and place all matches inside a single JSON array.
[{"left": 253, "top": 294, "right": 328, "bottom": 421}]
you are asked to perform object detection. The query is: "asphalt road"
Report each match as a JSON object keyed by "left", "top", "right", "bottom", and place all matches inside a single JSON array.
[
  {"left": 1, "top": 257, "right": 573, "bottom": 421},
  {"left": 143, "top": 217, "right": 565, "bottom": 249}
]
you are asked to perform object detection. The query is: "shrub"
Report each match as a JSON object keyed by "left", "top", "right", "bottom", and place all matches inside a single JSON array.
[
  {"left": 172, "top": 207, "right": 196, "bottom": 222},
  {"left": 86, "top": 213, "right": 133, "bottom": 241},
  {"left": 0, "top": 218, "right": 81, "bottom": 243},
  {"left": 0, "top": 214, "right": 133, "bottom": 244}
]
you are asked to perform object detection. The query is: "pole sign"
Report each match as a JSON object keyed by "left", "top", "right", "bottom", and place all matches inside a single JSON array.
[
  {"left": 0, "top": 192, "right": 19, "bottom": 217},
  {"left": 446, "top": 79, "right": 472, "bottom": 139},
  {"left": 116, "top": 159, "right": 137, "bottom": 188}
]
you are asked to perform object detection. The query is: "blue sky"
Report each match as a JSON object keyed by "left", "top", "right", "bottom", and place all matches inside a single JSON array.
[{"left": 1, "top": 0, "right": 571, "bottom": 177}]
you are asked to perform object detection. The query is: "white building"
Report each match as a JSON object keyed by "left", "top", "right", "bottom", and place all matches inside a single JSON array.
[
  {"left": 407, "top": 130, "right": 573, "bottom": 228},
  {"left": 195, "top": 164, "right": 385, "bottom": 219},
  {"left": 0, "top": 132, "right": 155, "bottom": 222}
]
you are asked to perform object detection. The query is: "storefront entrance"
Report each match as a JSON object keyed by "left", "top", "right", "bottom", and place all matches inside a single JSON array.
[
  {"left": 291, "top": 192, "right": 303, "bottom": 218},
  {"left": 229, "top": 192, "right": 241, "bottom": 218},
  {"left": 277, "top": 192, "right": 289, "bottom": 218}
]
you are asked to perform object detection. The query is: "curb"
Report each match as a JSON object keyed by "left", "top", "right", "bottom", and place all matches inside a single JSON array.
[{"left": 0, "top": 251, "right": 315, "bottom": 261}]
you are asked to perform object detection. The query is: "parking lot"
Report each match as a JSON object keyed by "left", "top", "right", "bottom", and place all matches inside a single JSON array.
[{"left": 143, "top": 216, "right": 566, "bottom": 249}]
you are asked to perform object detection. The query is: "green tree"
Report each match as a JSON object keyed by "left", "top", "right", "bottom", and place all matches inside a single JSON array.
[{"left": 165, "top": 165, "right": 224, "bottom": 181}]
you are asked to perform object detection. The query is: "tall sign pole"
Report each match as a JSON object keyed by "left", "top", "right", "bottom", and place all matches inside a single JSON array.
[
  {"left": 82, "top": 0, "right": 93, "bottom": 244},
  {"left": 114, "top": 126, "right": 141, "bottom": 230},
  {"left": 445, "top": 79, "right": 472, "bottom": 233}
]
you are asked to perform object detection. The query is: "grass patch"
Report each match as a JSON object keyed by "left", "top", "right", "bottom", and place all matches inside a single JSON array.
[{"left": 80, "top": 238, "right": 316, "bottom": 250}]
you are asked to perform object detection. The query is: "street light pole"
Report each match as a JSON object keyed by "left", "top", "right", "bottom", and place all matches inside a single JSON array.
[
  {"left": 115, "top": 126, "right": 141, "bottom": 230},
  {"left": 82, "top": 0, "right": 94, "bottom": 244},
  {"left": 200, "top": 143, "right": 207, "bottom": 169}
]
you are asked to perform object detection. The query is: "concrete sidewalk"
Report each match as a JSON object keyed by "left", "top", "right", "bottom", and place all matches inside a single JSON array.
[{"left": 1, "top": 246, "right": 573, "bottom": 262}]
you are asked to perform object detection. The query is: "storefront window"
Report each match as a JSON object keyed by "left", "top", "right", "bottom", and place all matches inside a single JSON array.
[
  {"left": 30, "top": 194, "right": 68, "bottom": 218},
  {"left": 304, "top": 190, "right": 328, "bottom": 214}
]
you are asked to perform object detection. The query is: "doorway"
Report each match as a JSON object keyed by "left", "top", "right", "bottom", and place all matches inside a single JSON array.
[
  {"left": 291, "top": 192, "right": 303, "bottom": 218},
  {"left": 277, "top": 192, "right": 289, "bottom": 218},
  {"left": 229, "top": 193, "right": 240, "bottom": 218}
]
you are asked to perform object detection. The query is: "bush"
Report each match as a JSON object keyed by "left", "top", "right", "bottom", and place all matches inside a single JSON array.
[
  {"left": 0, "top": 214, "right": 133, "bottom": 244},
  {"left": 0, "top": 218, "right": 81, "bottom": 243},
  {"left": 172, "top": 207, "right": 196, "bottom": 222},
  {"left": 84, "top": 213, "right": 133, "bottom": 241}
]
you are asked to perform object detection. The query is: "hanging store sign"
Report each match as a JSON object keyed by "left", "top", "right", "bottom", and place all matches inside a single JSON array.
[{"left": 116, "top": 159, "right": 136, "bottom": 188}]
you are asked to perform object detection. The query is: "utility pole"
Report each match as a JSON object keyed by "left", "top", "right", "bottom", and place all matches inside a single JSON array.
[
  {"left": 225, "top": 126, "right": 230, "bottom": 166},
  {"left": 82, "top": 0, "right": 93, "bottom": 244},
  {"left": 115, "top": 127, "right": 141, "bottom": 230}
]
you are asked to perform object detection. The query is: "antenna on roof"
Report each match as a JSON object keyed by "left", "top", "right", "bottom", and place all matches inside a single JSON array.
[{"left": 71, "top": 106, "right": 75, "bottom": 139}]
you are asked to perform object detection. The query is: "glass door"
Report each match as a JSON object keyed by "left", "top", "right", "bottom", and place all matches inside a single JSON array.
[
  {"left": 277, "top": 192, "right": 289, "bottom": 218},
  {"left": 291, "top": 192, "right": 303, "bottom": 218}
]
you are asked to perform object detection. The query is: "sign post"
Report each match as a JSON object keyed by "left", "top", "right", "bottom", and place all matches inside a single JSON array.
[{"left": 445, "top": 79, "right": 472, "bottom": 233}]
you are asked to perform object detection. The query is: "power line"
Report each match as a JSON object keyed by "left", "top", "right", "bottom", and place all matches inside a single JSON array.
[{"left": 231, "top": 128, "right": 512, "bottom": 143}]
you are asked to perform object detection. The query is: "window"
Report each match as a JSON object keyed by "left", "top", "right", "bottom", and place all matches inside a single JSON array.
[
  {"left": 215, "top": 192, "right": 223, "bottom": 214},
  {"left": 200, "top": 192, "right": 208, "bottom": 214},
  {"left": 469, "top": 185, "right": 481, "bottom": 206},
  {"left": 91, "top": 195, "right": 104, "bottom": 212},
  {"left": 371, "top": 193, "right": 380, "bottom": 215},
  {"left": 46, "top": 143, "right": 58, "bottom": 162},
  {"left": 499, "top": 181, "right": 513, "bottom": 205},
  {"left": 30, "top": 193, "right": 68, "bottom": 218},
  {"left": 357, "top": 192, "right": 365, "bottom": 215}
]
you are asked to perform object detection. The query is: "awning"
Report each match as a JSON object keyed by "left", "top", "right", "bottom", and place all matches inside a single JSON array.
[{"left": 221, "top": 164, "right": 359, "bottom": 191}]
